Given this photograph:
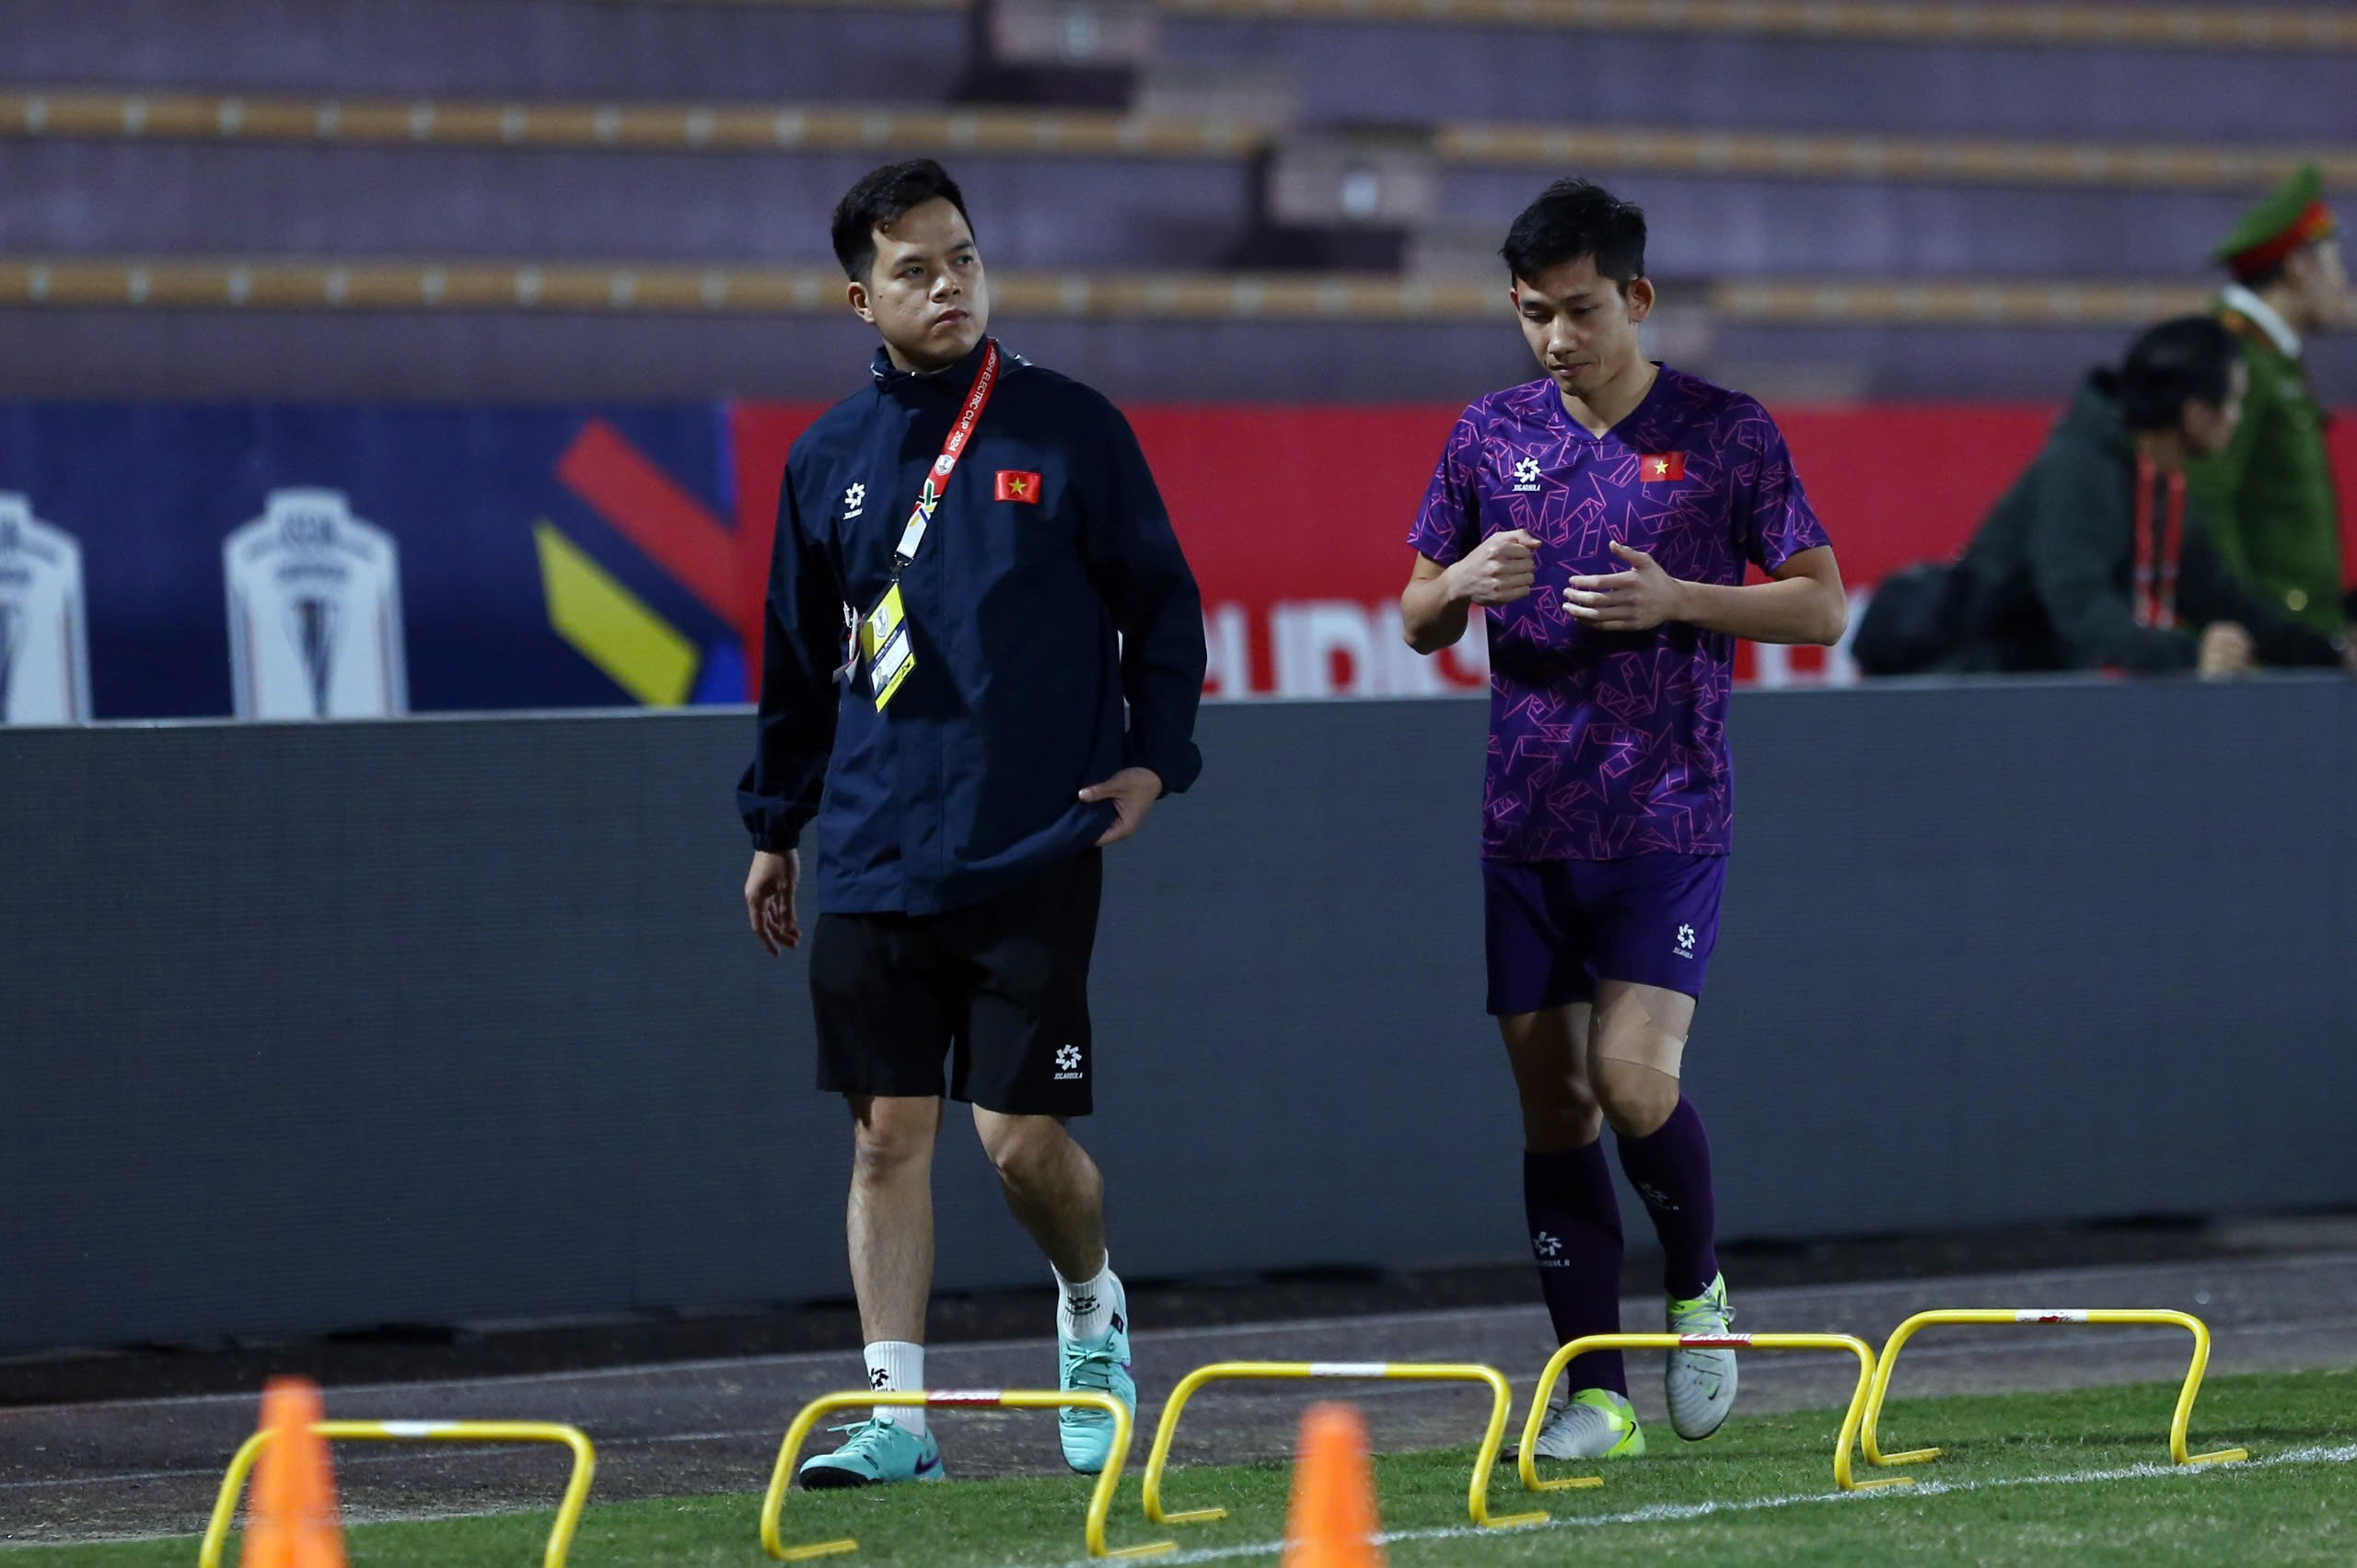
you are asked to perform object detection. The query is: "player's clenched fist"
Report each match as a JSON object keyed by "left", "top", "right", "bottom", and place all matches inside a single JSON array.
[{"left": 1447, "top": 529, "right": 1541, "bottom": 605}]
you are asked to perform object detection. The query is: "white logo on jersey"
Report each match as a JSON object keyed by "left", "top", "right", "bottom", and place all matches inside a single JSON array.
[
  {"left": 1512, "top": 456, "right": 1543, "bottom": 493},
  {"left": 842, "top": 482, "right": 866, "bottom": 520}
]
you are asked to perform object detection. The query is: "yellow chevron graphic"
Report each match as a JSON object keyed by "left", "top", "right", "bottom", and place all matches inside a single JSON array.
[{"left": 533, "top": 520, "right": 698, "bottom": 706}]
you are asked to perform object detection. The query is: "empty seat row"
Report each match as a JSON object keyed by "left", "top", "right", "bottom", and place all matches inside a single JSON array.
[
  {"left": 0, "top": 254, "right": 2217, "bottom": 327},
  {"left": 8, "top": 88, "right": 2349, "bottom": 193},
  {"left": 14, "top": 0, "right": 2351, "bottom": 141},
  {"left": 3, "top": 121, "right": 2324, "bottom": 280},
  {"left": 0, "top": 278, "right": 2315, "bottom": 404}
]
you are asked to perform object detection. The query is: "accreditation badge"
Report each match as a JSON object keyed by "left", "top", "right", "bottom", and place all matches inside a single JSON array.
[{"left": 860, "top": 582, "right": 915, "bottom": 711}]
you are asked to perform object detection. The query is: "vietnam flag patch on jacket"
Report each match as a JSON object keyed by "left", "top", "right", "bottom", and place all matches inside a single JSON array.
[{"left": 996, "top": 469, "right": 1043, "bottom": 503}]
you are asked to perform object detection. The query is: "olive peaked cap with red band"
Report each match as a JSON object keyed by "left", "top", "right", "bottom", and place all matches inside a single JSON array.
[{"left": 2214, "top": 164, "right": 2340, "bottom": 282}]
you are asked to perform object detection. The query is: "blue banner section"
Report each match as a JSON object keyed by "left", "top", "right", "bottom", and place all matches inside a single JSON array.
[{"left": 0, "top": 402, "right": 741, "bottom": 720}]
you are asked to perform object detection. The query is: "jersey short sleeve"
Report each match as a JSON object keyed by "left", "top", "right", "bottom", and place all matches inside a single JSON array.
[
  {"left": 1727, "top": 398, "right": 1831, "bottom": 574},
  {"left": 1407, "top": 409, "right": 1485, "bottom": 567}
]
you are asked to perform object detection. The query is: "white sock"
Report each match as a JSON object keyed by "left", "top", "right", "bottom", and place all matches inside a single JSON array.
[
  {"left": 1053, "top": 1254, "right": 1122, "bottom": 1342},
  {"left": 865, "top": 1340, "right": 927, "bottom": 1435}
]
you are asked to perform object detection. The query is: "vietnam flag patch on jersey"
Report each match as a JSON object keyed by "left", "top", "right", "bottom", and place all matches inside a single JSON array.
[
  {"left": 1639, "top": 452, "right": 1685, "bottom": 482},
  {"left": 995, "top": 469, "right": 1043, "bottom": 503}
]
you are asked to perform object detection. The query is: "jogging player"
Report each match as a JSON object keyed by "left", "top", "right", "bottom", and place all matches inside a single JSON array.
[
  {"left": 1400, "top": 179, "right": 1848, "bottom": 1461},
  {"left": 739, "top": 159, "right": 1206, "bottom": 1487}
]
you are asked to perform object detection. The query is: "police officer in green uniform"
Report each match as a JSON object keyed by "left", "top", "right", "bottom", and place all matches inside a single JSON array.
[{"left": 2186, "top": 164, "right": 2351, "bottom": 635}]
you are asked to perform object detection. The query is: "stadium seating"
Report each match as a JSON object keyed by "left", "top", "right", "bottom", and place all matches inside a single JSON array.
[{"left": 1, "top": 0, "right": 2350, "bottom": 401}]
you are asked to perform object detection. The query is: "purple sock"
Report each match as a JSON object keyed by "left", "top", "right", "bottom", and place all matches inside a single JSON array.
[
  {"left": 1615, "top": 1096, "right": 1720, "bottom": 1300},
  {"left": 1523, "top": 1142, "right": 1627, "bottom": 1398}
]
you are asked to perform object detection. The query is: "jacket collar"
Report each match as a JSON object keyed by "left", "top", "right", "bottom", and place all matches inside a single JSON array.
[
  {"left": 871, "top": 336, "right": 996, "bottom": 398},
  {"left": 2220, "top": 283, "right": 2302, "bottom": 359}
]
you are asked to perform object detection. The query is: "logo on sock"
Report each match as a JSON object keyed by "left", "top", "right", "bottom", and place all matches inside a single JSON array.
[
  {"left": 1531, "top": 1230, "right": 1565, "bottom": 1262},
  {"left": 1632, "top": 1179, "right": 1681, "bottom": 1214},
  {"left": 1674, "top": 923, "right": 1697, "bottom": 958},
  {"left": 869, "top": 1366, "right": 891, "bottom": 1390},
  {"left": 1066, "top": 1292, "right": 1099, "bottom": 1316}
]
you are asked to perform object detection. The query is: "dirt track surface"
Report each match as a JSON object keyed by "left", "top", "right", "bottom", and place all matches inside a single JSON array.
[{"left": 6, "top": 1251, "right": 2353, "bottom": 1546}]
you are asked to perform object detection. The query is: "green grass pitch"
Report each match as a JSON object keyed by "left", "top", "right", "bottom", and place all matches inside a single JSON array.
[{"left": 22, "top": 1368, "right": 2357, "bottom": 1566}]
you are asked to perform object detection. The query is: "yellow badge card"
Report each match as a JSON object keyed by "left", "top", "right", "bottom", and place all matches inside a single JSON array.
[{"left": 859, "top": 582, "right": 916, "bottom": 710}]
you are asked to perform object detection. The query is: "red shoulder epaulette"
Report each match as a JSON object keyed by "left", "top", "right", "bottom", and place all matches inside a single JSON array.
[{"left": 2217, "top": 308, "right": 2270, "bottom": 349}]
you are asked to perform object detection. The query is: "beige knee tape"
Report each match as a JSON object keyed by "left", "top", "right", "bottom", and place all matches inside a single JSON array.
[{"left": 1592, "top": 996, "right": 1689, "bottom": 1078}]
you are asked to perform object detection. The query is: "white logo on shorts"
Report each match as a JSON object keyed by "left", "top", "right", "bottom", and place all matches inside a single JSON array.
[
  {"left": 1675, "top": 923, "right": 1697, "bottom": 958},
  {"left": 1054, "top": 1043, "right": 1085, "bottom": 1081}
]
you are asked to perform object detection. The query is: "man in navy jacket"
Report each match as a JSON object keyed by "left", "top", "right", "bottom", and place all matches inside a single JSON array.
[{"left": 738, "top": 159, "right": 1205, "bottom": 1488}]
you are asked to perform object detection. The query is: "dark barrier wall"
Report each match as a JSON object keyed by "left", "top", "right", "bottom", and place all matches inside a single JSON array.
[{"left": 5, "top": 682, "right": 2354, "bottom": 1353}]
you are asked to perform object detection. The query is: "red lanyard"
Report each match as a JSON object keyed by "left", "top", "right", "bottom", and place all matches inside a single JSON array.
[
  {"left": 2131, "top": 452, "right": 2184, "bottom": 633},
  {"left": 891, "top": 338, "right": 1000, "bottom": 576}
]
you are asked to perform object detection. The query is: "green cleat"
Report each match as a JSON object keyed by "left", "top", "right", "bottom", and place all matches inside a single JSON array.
[
  {"left": 1527, "top": 1387, "right": 1645, "bottom": 1460},
  {"left": 796, "top": 1415, "right": 945, "bottom": 1489}
]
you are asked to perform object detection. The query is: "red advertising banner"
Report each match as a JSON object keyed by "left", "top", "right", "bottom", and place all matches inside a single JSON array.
[{"left": 729, "top": 401, "right": 2357, "bottom": 697}]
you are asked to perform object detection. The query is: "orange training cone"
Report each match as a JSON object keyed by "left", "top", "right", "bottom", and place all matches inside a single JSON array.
[
  {"left": 240, "top": 1377, "right": 346, "bottom": 1568},
  {"left": 1281, "top": 1401, "right": 1385, "bottom": 1567}
]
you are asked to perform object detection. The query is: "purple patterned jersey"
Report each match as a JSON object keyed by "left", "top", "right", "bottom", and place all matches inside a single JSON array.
[{"left": 1408, "top": 366, "right": 1830, "bottom": 862}]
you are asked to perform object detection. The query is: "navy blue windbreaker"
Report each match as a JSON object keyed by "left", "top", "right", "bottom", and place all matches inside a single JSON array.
[{"left": 737, "top": 339, "right": 1206, "bottom": 915}]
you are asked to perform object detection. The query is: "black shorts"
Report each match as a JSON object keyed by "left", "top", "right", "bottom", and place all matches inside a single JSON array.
[{"left": 807, "top": 851, "right": 1101, "bottom": 1117}]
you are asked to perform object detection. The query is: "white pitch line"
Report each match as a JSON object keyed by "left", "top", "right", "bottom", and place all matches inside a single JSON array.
[
  {"left": 6, "top": 1437, "right": 2349, "bottom": 1556},
  {"left": 1031, "top": 1442, "right": 2357, "bottom": 1568}
]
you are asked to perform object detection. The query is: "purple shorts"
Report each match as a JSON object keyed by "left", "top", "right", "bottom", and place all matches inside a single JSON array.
[{"left": 1482, "top": 853, "right": 1727, "bottom": 1016}]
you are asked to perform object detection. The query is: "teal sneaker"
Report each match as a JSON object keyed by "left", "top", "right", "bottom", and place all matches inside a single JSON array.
[
  {"left": 1056, "top": 1294, "right": 1135, "bottom": 1474},
  {"left": 796, "top": 1415, "right": 946, "bottom": 1489},
  {"left": 1527, "top": 1388, "right": 1645, "bottom": 1460},
  {"left": 1666, "top": 1272, "right": 1739, "bottom": 1440}
]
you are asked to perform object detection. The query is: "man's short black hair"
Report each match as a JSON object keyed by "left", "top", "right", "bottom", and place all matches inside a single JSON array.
[
  {"left": 2112, "top": 315, "right": 2239, "bottom": 432},
  {"left": 831, "top": 158, "right": 975, "bottom": 283},
  {"left": 1500, "top": 179, "right": 1647, "bottom": 294}
]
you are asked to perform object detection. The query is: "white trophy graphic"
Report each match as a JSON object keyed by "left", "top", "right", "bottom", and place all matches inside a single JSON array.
[
  {"left": 0, "top": 493, "right": 94, "bottom": 725},
  {"left": 224, "top": 488, "right": 408, "bottom": 719}
]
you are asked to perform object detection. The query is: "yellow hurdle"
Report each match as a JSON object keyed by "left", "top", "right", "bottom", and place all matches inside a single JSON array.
[
  {"left": 1523, "top": 1332, "right": 1910, "bottom": 1495},
  {"left": 1140, "top": 1360, "right": 1548, "bottom": 1532},
  {"left": 198, "top": 1420, "right": 596, "bottom": 1568},
  {"left": 761, "top": 1388, "right": 1177, "bottom": 1561},
  {"left": 1862, "top": 1308, "right": 2247, "bottom": 1469}
]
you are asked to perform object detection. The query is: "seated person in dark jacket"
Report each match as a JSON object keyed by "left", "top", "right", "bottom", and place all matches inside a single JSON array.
[{"left": 1948, "top": 314, "right": 2351, "bottom": 677}]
